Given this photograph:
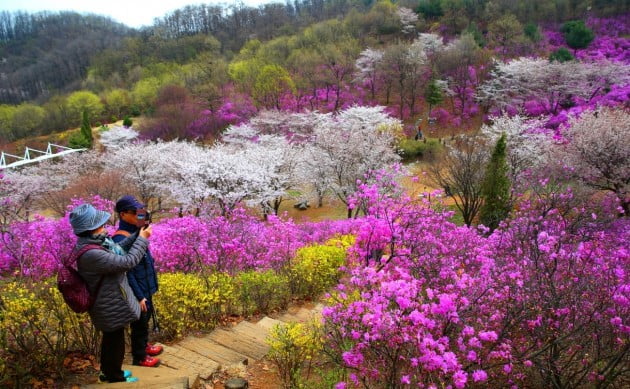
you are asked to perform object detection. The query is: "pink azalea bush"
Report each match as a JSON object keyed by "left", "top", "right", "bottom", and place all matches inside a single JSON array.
[
  {"left": 0, "top": 202, "right": 359, "bottom": 278},
  {"left": 322, "top": 178, "right": 629, "bottom": 388},
  {"left": 150, "top": 208, "right": 361, "bottom": 273},
  {"left": 0, "top": 196, "right": 112, "bottom": 278}
]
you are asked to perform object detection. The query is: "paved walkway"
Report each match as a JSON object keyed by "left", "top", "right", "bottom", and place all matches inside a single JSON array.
[{"left": 82, "top": 304, "right": 323, "bottom": 388}]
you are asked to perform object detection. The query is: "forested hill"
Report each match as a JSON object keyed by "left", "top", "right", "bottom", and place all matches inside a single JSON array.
[
  {"left": 0, "top": 0, "right": 628, "bottom": 143},
  {"left": 0, "top": 0, "right": 363, "bottom": 105},
  {"left": 0, "top": 11, "right": 132, "bottom": 104},
  {"left": 3, "top": 0, "right": 629, "bottom": 106}
]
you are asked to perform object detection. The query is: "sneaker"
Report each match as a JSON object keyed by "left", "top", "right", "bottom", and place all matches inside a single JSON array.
[
  {"left": 98, "top": 373, "right": 138, "bottom": 383},
  {"left": 134, "top": 356, "right": 160, "bottom": 367},
  {"left": 146, "top": 344, "right": 163, "bottom": 356}
]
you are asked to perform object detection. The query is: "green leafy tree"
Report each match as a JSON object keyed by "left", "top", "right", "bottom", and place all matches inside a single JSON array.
[
  {"left": 561, "top": 20, "right": 595, "bottom": 54},
  {"left": 0, "top": 104, "right": 17, "bottom": 141},
  {"left": 549, "top": 47, "right": 575, "bottom": 62},
  {"left": 11, "top": 104, "right": 46, "bottom": 140},
  {"left": 464, "top": 23, "right": 486, "bottom": 47},
  {"left": 189, "top": 53, "right": 230, "bottom": 110},
  {"left": 424, "top": 79, "right": 444, "bottom": 119},
  {"left": 104, "top": 89, "right": 131, "bottom": 119},
  {"left": 488, "top": 13, "right": 526, "bottom": 57},
  {"left": 287, "top": 48, "right": 325, "bottom": 111},
  {"left": 80, "top": 110, "right": 93, "bottom": 149},
  {"left": 524, "top": 22, "right": 542, "bottom": 42},
  {"left": 317, "top": 39, "right": 360, "bottom": 112},
  {"left": 131, "top": 77, "right": 163, "bottom": 114},
  {"left": 66, "top": 91, "right": 104, "bottom": 126},
  {"left": 479, "top": 133, "right": 511, "bottom": 231},
  {"left": 416, "top": 0, "right": 444, "bottom": 19},
  {"left": 253, "top": 64, "right": 296, "bottom": 109},
  {"left": 67, "top": 130, "right": 90, "bottom": 149},
  {"left": 228, "top": 58, "right": 265, "bottom": 95},
  {"left": 42, "top": 95, "right": 70, "bottom": 135}
]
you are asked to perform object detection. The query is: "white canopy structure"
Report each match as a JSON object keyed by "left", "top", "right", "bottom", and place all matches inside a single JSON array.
[{"left": 0, "top": 143, "right": 86, "bottom": 169}]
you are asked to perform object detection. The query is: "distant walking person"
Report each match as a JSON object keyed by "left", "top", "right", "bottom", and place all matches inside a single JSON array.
[
  {"left": 70, "top": 203, "right": 152, "bottom": 383},
  {"left": 414, "top": 118, "right": 423, "bottom": 140},
  {"left": 113, "top": 195, "right": 162, "bottom": 368},
  {"left": 415, "top": 125, "right": 423, "bottom": 141}
]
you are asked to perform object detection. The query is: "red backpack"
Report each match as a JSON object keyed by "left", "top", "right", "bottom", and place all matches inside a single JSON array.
[{"left": 57, "top": 244, "right": 105, "bottom": 313}]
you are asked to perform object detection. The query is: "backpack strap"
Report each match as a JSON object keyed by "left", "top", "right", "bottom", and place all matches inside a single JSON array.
[
  {"left": 72, "top": 244, "right": 106, "bottom": 298},
  {"left": 66, "top": 244, "right": 103, "bottom": 266},
  {"left": 113, "top": 230, "right": 132, "bottom": 238}
]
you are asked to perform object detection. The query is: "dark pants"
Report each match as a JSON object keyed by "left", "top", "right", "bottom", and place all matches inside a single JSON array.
[
  {"left": 101, "top": 328, "right": 126, "bottom": 382},
  {"left": 131, "top": 310, "right": 150, "bottom": 363}
]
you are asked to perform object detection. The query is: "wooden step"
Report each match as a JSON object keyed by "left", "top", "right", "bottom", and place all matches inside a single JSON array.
[
  {"left": 157, "top": 344, "right": 219, "bottom": 381},
  {"left": 232, "top": 320, "right": 271, "bottom": 344},
  {"left": 178, "top": 335, "right": 249, "bottom": 367},
  {"left": 82, "top": 367, "right": 188, "bottom": 388},
  {"left": 255, "top": 316, "right": 283, "bottom": 331},
  {"left": 276, "top": 312, "right": 301, "bottom": 322},
  {"left": 206, "top": 329, "right": 269, "bottom": 360},
  {"left": 278, "top": 307, "right": 320, "bottom": 323}
]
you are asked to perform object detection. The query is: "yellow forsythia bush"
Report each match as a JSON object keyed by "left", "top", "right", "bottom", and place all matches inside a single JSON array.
[
  {"left": 234, "top": 270, "right": 290, "bottom": 316},
  {"left": 267, "top": 320, "right": 323, "bottom": 389},
  {"left": 153, "top": 272, "right": 236, "bottom": 340},
  {"left": 0, "top": 279, "right": 97, "bottom": 385},
  {"left": 288, "top": 235, "right": 355, "bottom": 299}
]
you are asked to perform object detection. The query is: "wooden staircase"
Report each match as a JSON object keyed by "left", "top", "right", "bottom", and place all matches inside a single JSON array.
[{"left": 82, "top": 305, "right": 322, "bottom": 388}]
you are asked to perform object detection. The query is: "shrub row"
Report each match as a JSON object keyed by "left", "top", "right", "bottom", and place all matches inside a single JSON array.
[{"left": 0, "top": 235, "right": 353, "bottom": 386}]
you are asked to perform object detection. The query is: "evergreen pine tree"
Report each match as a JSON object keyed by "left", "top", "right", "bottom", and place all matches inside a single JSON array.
[
  {"left": 561, "top": 20, "right": 595, "bottom": 54},
  {"left": 424, "top": 79, "right": 443, "bottom": 120},
  {"left": 479, "top": 133, "right": 511, "bottom": 231},
  {"left": 549, "top": 47, "right": 575, "bottom": 62},
  {"left": 80, "top": 110, "right": 93, "bottom": 149},
  {"left": 123, "top": 116, "right": 133, "bottom": 128}
]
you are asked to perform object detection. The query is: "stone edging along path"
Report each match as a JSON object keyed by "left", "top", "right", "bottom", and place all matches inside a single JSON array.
[{"left": 82, "top": 303, "right": 324, "bottom": 389}]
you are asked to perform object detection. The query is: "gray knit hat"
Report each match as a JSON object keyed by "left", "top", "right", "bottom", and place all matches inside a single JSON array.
[{"left": 69, "top": 204, "right": 111, "bottom": 235}]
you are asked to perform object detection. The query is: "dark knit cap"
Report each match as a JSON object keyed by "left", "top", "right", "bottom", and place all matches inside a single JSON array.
[{"left": 115, "top": 195, "right": 144, "bottom": 213}]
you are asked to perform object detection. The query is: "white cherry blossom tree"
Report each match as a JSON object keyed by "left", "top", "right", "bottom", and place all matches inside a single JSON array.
[
  {"left": 397, "top": 7, "right": 418, "bottom": 36},
  {"left": 477, "top": 58, "right": 630, "bottom": 115},
  {"left": 557, "top": 108, "right": 630, "bottom": 214},
  {"left": 99, "top": 126, "right": 139, "bottom": 149},
  {"left": 105, "top": 141, "right": 184, "bottom": 209},
  {"left": 306, "top": 106, "right": 402, "bottom": 217},
  {"left": 355, "top": 48, "right": 384, "bottom": 100},
  {"left": 480, "top": 114, "right": 552, "bottom": 186}
]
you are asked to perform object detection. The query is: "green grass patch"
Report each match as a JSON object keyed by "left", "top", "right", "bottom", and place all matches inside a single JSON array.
[
  {"left": 446, "top": 204, "right": 466, "bottom": 226},
  {"left": 396, "top": 137, "right": 442, "bottom": 161}
]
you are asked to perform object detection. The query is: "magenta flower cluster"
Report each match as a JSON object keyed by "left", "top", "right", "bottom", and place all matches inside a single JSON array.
[
  {"left": 0, "top": 202, "right": 360, "bottom": 278},
  {"left": 323, "top": 180, "right": 629, "bottom": 388}
]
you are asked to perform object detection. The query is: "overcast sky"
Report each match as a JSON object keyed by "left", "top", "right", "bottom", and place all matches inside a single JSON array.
[{"left": 1, "top": 0, "right": 277, "bottom": 28}]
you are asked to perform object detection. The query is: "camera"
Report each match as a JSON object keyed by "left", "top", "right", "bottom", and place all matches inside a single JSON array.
[{"left": 136, "top": 210, "right": 152, "bottom": 227}]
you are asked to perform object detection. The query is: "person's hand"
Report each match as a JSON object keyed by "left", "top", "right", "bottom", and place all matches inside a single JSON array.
[
  {"left": 139, "top": 298, "right": 147, "bottom": 312},
  {"left": 139, "top": 224, "right": 152, "bottom": 239}
]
